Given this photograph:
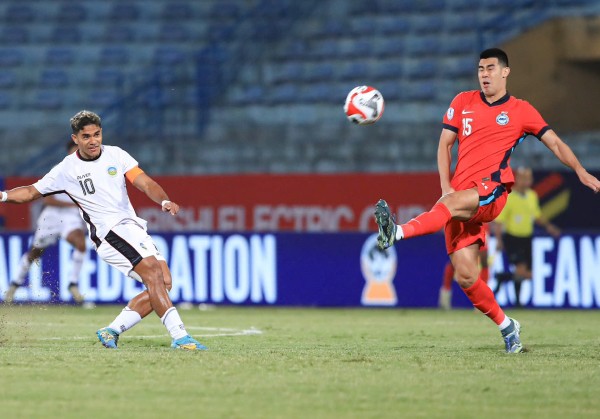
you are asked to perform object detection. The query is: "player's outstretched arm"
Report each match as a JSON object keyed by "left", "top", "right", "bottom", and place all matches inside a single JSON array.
[
  {"left": 1, "top": 185, "right": 42, "bottom": 204},
  {"left": 131, "top": 172, "right": 180, "bottom": 215},
  {"left": 541, "top": 130, "right": 600, "bottom": 193}
]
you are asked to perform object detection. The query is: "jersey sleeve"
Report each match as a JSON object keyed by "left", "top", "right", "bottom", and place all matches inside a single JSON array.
[
  {"left": 116, "top": 146, "right": 139, "bottom": 173},
  {"left": 32, "top": 162, "right": 66, "bottom": 196},
  {"left": 442, "top": 93, "right": 464, "bottom": 133},
  {"left": 522, "top": 101, "right": 550, "bottom": 140}
]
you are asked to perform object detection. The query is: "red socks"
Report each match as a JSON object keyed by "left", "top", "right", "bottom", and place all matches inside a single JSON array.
[
  {"left": 401, "top": 202, "right": 452, "bottom": 239},
  {"left": 462, "top": 278, "right": 505, "bottom": 325},
  {"left": 442, "top": 262, "right": 454, "bottom": 291}
]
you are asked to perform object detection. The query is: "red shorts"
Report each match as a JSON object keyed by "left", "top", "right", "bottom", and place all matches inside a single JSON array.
[{"left": 444, "top": 181, "right": 507, "bottom": 254}]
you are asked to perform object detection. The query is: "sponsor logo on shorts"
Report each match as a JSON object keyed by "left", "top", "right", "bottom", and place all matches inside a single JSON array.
[{"left": 107, "top": 166, "right": 118, "bottom": 176}]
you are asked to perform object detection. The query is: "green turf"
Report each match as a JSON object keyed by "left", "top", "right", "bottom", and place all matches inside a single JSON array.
[{"left": 1, "top": 305, "right": 599, "bottom": 419}]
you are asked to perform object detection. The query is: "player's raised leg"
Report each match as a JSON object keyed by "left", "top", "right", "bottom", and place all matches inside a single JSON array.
[{"left": 375, "top": 189, "right": 479, "bottom": 249}]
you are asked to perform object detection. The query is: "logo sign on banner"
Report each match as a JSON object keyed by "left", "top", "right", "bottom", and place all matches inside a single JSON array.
[{"left": 0, "top": 232, "right": 599, "bottom": 308}]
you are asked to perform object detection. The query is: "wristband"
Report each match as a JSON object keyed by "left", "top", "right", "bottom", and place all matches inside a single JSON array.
[
  {"left": 1, "top": 191, "right": 7, "bottom": 202},
  {"left": 161, "top": 200, "right": 171, "bottom": 207}
]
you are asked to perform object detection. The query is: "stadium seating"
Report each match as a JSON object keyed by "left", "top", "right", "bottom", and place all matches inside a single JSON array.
[{"left": 0, "top": 0, "right": 598, "bottom": 176}]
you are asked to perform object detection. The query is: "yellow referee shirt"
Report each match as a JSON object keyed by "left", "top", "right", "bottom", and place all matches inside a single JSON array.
[{"left": 495, "top": 189, "right": 541, "bottom": 238}]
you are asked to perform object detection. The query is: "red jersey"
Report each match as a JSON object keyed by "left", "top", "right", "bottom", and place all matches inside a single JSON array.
[{"left": 442, "top": 90, "right": 549, "bottom": 191}]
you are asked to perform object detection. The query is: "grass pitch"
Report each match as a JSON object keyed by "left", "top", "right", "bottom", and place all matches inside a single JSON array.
[{"left": 1, "top": 305, "right": 599, "bottom": 419}]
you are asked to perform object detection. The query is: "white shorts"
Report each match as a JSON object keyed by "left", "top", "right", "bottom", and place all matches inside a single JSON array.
[
  {"left": 32, "top": 206, "right": 86, "bottom": 249},
  {"left": 96, "top": 220, "right": 165, "bottom": 281}
]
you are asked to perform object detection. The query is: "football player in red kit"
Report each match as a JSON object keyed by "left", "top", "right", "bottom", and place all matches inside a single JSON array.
[{"left": 375, "top": 48, "right": 600, "bottom": 353}]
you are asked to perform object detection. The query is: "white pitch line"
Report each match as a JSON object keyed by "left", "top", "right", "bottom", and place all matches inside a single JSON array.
[{"left": 37, "top": 326, "right": 263, "bottom": 341}]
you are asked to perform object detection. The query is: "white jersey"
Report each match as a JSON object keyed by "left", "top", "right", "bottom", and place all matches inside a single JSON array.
[{"left": 33, "top": 145, "right": 147, "bottom": 247}]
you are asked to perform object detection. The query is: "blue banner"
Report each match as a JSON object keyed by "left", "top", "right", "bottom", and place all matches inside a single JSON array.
[{"left": 1, "top": 232, "right": 599, "bottom": 308}]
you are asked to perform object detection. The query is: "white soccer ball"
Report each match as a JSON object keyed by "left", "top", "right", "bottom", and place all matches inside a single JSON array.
[{"left": 343, "top": 86, "right": 385, "bottom": 125}]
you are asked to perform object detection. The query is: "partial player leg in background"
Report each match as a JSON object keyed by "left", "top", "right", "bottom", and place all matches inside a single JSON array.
[{"left": 438, "top": 261, "right": 454, "bottom": 310}]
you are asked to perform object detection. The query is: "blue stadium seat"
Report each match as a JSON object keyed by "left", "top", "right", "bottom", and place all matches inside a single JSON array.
[
  {"left": 304, "top": 63, "right": 335, "bottom": 82},
  {"left": 138, "top": 87, "right": 170, "bottom": 109},
  {"left": 405, "top": 36, "right": 441, "bottom": 57},
  {"left": 371, "top": 61, "right": 403, "bottom": 80},
  {"left": 98, "top": 46, "right": 130, "bottom": 65},
  {"left": 160, "top": 3, "right": 194, "bottom": 20},
  {"left": 311, "top": 39, "right": 339, "bottom": 59},
  {"left": 102, "top": 25, "right": 136, "bottom": 43},
  {"left": 379, "top": 18, "right": 411, "bottom": 36},
  {"left": 231, "top": 85, "right": 264, "bottom": 105},
  {"left": 315, "top": 20, "right": 345, "bottom": 38},
  {"left": 45, "top": 47, "right": 76, "bottom": 65},
  {"left": 0, "top": 48, "right": 24, "bottom": 67},
  {"left": 446, "top": 56, "right": 476, "bottom": 78},
  {"left": 89, "top": 89, "right": 121, "bottom": 108},
  {"left": 405, "top": 59, "right": 438, "bottom": 80},
  {"left": 1, "top": 25, "right": 30, "bottom": 44},
  {"left": 442, "top": 35, "right": 478, "bottom": 55},
  {"left": 339, "top": 62, "right": 369, "bottom": 81},
  {"left": 4, "top": 5, "right": 36, "bottom": 23},
  {"left": 269, "top": 84, "right": 298, "bottom": 104},
  {"left": 412, "top": 15, "right": 444, "bottom": 34},
  {"left": 153, "top": 47, "right": 187, "bottom": 66},
  {"left": 48, "top": 26, "right": 82, "bottom": 44},
  {"left": 413, "top": 0, "right": 447, "bottom": 13},
  {"left": 272, "top": 62, "right": 304, "bottom": 84},
  {"left": 157, "top": 24, "right": 193, "bottom": 43},
  {"left": 0, "top": 92, "right": 12, "bottom": 109},
  {"left": 0, "top": 69, "right": 17, "bottom": 89},
  {"left": 34, "top": 90, "right": 64, "bottom": 110},
  {"left": 209, "top": 2, "right": 240, "bottom": 20},
  {"left": 94, "top": 69, "right": 125, "bottom": 88},
  {"left": 108, "top": 3, "right": 140, "bottom": 21},
  {"left": 376, "top": 81, "right": 402, "bottom": 102},
  {"left": 405, "top": 82, "right": 437, "bottom": 101},
  {"left": 374, "top": 38, "right": 405, "bottom": 58},
  {"left": 38, "top": 69, "right": 69, "bottom": 88},
  {"left": 444, "top": 13, "right": 478, "bottom": 33},
  {"left": 55, "top": 4, "right": 87, "bottom": 21}
]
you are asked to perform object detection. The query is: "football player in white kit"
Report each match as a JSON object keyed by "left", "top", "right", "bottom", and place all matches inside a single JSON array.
[
  {"left": 0, "top": 110, "right": 206, "bottom": 351},
  {"left": 4, "top": 142, "right": 87, "bottom": 304}
]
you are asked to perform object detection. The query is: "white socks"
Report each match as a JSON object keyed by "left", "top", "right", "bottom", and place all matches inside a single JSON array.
[
  {"left": 108, "top": 306, "right": 142, "bottom": 334},
  {"left": 395, "top": 225, "right": 404, "bottom": 241},
  {"left": 14, "top": 253, "right": 33, "bottom": 285},
  {"left": 68, "top": 249, "right": 86, "bottom": 285},
  {"left": 161, "top": 307, "right": 188, "bottom": 340},
  {"left": 498, "top": 315, "right": 511, "bottom": 331}
]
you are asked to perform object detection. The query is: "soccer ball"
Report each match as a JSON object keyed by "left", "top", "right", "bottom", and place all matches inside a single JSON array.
[{"left": 343, "top": 86, "right": 385, "bottom": 125}]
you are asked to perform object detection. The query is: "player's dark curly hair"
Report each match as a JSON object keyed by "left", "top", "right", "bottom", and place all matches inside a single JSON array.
[
  {"left": 70, "top": 110, "right": 102, "bottom": 134},
  {"left": 480, "top": 48, "right": 509, "bottom": 67}
]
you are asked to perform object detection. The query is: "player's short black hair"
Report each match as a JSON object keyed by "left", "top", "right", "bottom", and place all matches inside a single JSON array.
[
  {"left": 480, "top": 48, "right": 509, "bottom": 67},
  {"left": 70, "top": 110, "right": 102, "bottom": 134},
  {"left": 66, "top": 139, "right": 77, "bottom": 151}
]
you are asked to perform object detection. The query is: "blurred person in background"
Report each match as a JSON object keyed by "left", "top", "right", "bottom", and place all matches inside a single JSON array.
[
  {"left": 0, "top": 110, "right": 206, "bottom": 351},
  {"left": 492, "top": 167, "right": 561, "bottom": 307},
  {"left": 375, "top": 48, "right": 600, "bottom": 353},
  {"left": 4, "top": 141, "right": 86, "bottom": 305}
]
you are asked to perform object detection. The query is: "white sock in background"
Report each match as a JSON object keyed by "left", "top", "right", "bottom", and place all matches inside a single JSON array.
[{"left": 69, "top": 249, "right": 86, "bottom": 285}]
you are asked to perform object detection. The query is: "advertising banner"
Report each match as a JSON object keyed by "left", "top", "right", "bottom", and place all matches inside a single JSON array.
[
  {"left": 4, "top": 170, "right": 599, "bottom": 233},
  {"left": 1, "top": 232, "right": 599, "bottom": 309}
]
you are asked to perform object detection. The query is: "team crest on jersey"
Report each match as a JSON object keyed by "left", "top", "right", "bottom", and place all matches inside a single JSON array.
[
  {"left": 446, "top": 107, "right": 454, "bottom": 121},
  {"left": 107, "top": 166, "right": 117, "bottom": 176},
  {"left": 496, "top": 112, "right": 509, "bottom": 126}
]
